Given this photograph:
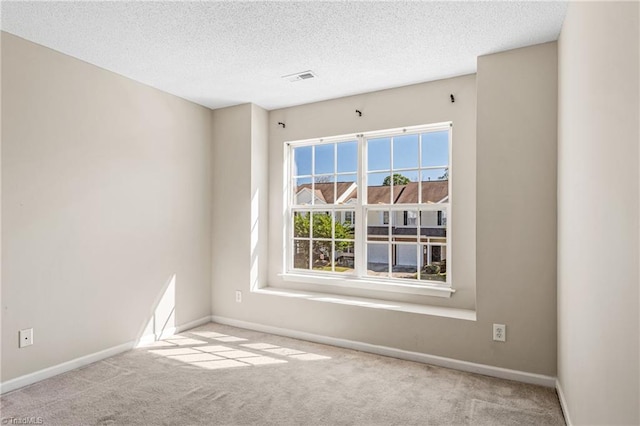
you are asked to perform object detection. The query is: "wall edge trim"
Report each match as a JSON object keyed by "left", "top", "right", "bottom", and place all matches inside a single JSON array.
[{"left": 556, "top": 379, "right": 573, "bottom": 426}]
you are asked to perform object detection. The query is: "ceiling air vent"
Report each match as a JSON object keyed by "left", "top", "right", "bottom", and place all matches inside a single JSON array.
[{"left": 282, "top": 70, "right": 317, "bottom": 83}]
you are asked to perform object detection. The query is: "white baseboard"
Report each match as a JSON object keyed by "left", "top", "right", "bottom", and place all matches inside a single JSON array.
[
  {"left": 211, "top": 315, "right": 557, "bottom": 388},
  {"left": 0, "top": 315, "right": 212, "bottom": 395},
  {"left": 0, "top": 341, "right": 135, "bottom": 395},
  {"left": 556, "top": 379, "right": 572, "bottom": 425},
  {"left": 175, "top": 315, "right": 213, "bottom": 333}
]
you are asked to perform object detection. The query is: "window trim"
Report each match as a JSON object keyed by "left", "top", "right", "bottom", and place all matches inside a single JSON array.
[
  {"left": 283, "top": 122, "right": 453, "bottom": 297},
  {"left": 279, "top": 272, "right": 454, "bottom": 298}
]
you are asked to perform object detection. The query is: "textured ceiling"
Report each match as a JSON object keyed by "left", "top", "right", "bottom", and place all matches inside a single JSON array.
[{"left": 1, "top": 1, "right": 567, "bottom": 111}]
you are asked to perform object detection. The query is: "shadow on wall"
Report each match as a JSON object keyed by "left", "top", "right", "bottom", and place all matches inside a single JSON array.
[{"left": 136, "top": 274, "right": 176, "bottom": 346}]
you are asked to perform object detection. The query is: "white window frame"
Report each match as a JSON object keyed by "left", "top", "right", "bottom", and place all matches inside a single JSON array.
[{"left": 282, "top": 122, "right": 453, "bottom": 298}]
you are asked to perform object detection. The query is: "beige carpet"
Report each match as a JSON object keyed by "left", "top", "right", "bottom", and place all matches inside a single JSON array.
[{"left": 1, "top": 323, "right": 565, "bottom": 425}]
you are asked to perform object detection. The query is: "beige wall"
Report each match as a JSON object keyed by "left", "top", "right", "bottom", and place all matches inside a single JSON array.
[
  {"left": 476, "top": 42, "right": 558, "bottom": 375},
  {"left": 558, "top": 2, "right": 639, "bottom": 424},
  {"left": 210, "top": 102, "right": 269, "bottom": 315},
  {"left": 211, "top": 42, "right": 558, "bottom": 376},
  {"left": 1, "top": 33, "right": 213, "bottom": 381},
  {"left": 211, "top": 103, "right": 251, "bottom": 313}
]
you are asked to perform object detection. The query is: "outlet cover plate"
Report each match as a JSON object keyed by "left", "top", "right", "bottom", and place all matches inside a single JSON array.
[
  {"left": 493, "top": 324, "right": 506, "bottom": 342},
  {"left": 19, "top": 328, "right": 33, "bottom": 348}
]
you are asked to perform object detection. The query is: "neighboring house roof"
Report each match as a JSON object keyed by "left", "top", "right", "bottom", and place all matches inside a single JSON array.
[
  {"left": 395, "top": 180, "right": 448, "bottom": 204},
  {"left": 341, "top": 180, "right": 448, "bottom": 204},
  {"left": 297, "top": 182, "right": 355, "bottom": 204},
  {"left": 313, "top": 189, "right": 325, "bottom": 203},
  {"left": 296, "top": 180, "right": 448, "bottom": 205}
]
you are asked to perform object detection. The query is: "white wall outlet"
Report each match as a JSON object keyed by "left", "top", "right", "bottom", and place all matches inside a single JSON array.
[
  {"left": 493, "top": 324, "right": 506, "bottom": 342},
  {"left": 235, "top": 290, "right": 242, "bottom": 303},
  {"left": 19, "top": 328, "right": 33, "bottom": 348}
]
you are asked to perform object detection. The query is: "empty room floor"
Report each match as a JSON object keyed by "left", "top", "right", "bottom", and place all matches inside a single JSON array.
[{"left": 0, "top": 323, "right": 565, "bottom": 425}]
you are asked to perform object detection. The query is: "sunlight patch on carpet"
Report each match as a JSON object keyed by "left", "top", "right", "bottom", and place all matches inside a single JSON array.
[
  {"left": 264, "top": 348, "right": 305, "bottom": 356},
  {"left": 168, "top": 353, "right": 224, "bottom": 363},
  {"left": 216, "top": 350, "right": 261, "bottom": 359},
  {"left": 213, "top": 336, "right": 248, "bottom": 342},
  {"left": 196, "top": 345, "right": 235, "bottom": 353},
  {"left": 241, "top": 356, "right": 288, "bottom": 366},
  {"left": 145, "top": 331, "right": 331, "bottom": 371},
  {"left": 240, "top": 343, "right": 279, "bottom": 350}
]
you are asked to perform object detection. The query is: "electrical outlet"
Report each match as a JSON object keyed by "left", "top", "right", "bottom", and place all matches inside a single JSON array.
[
  {"left": 493, "top": 324, "right": 506, "bottom": 342},
  {"left": 19, "top": 328, "right": 33, "bottom": 348},
  {"left": 235, "top": 290, "right": 242, "bottom": 303}
]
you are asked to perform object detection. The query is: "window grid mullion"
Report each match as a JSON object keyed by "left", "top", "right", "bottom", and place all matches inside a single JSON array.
[
  {"left": 418, "top": 133, "right": 423, "bottom": 204},
  {"left": 385, "top": 135, "right": 393, "bottom": 279},
  {"left": 309, "top": 211, "right": 314, "bottom": 270},
  {"left": 287, "top": 146, "right": 293, "bottom": 272},
  {"left": 331, "top": 208, "right": 336, "bottom": 273},
  {"left": 311, "top": 145, "right": 315, "bottom": 207},
  {"left": 390, "top": 136, "right": 394, "bottom": 205},
  {"left": 355, "top": 135, "right": 366, "bottom": 278}
]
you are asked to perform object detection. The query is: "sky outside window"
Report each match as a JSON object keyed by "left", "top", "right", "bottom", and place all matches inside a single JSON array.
[{"left": 293, "top": 131, "right": 448, "bottom": 183}]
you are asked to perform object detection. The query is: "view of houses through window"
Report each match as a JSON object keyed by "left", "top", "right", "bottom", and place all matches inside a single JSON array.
[{"left": 288, "top": 123, "right": 451, "bottom": 286}]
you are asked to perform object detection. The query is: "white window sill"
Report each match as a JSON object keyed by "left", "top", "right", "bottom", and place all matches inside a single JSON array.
[
  {"left": 280, "top": 272, "right": 454, "bottom": 298},
  {"left": 254, "top": 286, "right": 475, "bottom": 321}
]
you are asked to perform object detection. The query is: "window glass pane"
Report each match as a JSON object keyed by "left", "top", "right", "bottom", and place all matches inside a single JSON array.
[
  {"left": 313, "top": 175, "right": 334, "bottom": 205},
  {"left": 367, "top": 138, "right": 390, "bottom": 171},
  {"left": 421, "top": 131, "right": 449, "bottom": 168},
  {"left": 312, "top": 241, "right": 332, "bottom": 271},
  {"left": 419, "top": 209, "right": 447, "bottom": 238},
  {"left": 420, "top": 169, "right": 448, "bottom": 204},
  {"left": 366, "top": 243, "right": 389, "bottom": 277},
  {"left": 419, "top": 244, "right": 447, "bottom": 282},
  {"left": 337, "top": 141, "right": 357, "bottom": 173},
  {"left": 390, "top": 210, "right": 401, "bottom": 229},
  {"left": 392, "top": 244, "right": 418, "bottom": 280},
  {"left": 312, "top": 211, "right": 332, "bottom": 239},
  {"left": 293, "top": 211, "right": 310, "bottom": 238},
  {"left": 293, "top": 240, "right": 310, "bottom": 270},
  {"left": 397, "top": 209, "right": 418, "bottom": 228},
  {"left": 392, "top": 170, "right": 419, "bottom": 204},
  {"left": 393, "top": 134, "right": 419, "bottom": 169},
  {"left": 418, "top": 209, "right": 447, "bottom": 282},
  {"left": 314, "top": 143, "right": 335, "bottom": 175},
  {"left": 367, "top": 209, "right": 390, "bottom": 241},
  {"left": 368, "top": 172, "right": 391, "bottom": 205},
  {"left": 334, "top": 211, "right": 355, "bottom": 239},
  {"left": 336, "top": 174, "right": 357, "bottom": 204},
  {"left": 293, "top": 177, "right": 313, "bottom": 205},
  {"left": 421, "top": 167, "right": 448, "bottom": 182},
  {"left": 334, "top": 241, "right": 355, "bottom": 272},
  {"left": 293, "top": 146, "right": 312, "bottom": 176}
]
